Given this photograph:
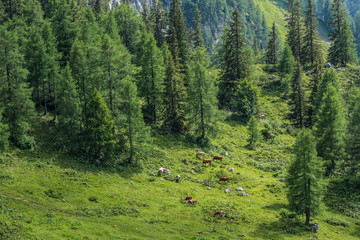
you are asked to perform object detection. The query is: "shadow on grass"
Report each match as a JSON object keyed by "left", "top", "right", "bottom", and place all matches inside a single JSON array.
[{"left": 261, "top": 203, "right": 288, "bottom": 211}]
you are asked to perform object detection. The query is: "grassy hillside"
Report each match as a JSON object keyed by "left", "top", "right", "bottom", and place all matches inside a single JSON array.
[{"left": 1, "top": 72, "right": 360, "bottom": 240}]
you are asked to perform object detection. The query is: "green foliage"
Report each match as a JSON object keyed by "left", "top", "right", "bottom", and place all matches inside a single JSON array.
[
  {"left": 324, "top": 216, "right": 350, "bottom": 227},
  {"left": 346, "top": 92, "right": 360, "bottom": 173},
  {"left": 247, "top": 116, "right": 260, "bottom": 149},
  {"left": 286, "top": 0, "right": 303, "bottom": 61},
  {"left": 232, "top": 79, "right": 259, "bottom": 119},
  {"left": 83, "top": 89, "right": 116, "bottom": 162},
  {"left": 265, "top": 22, "right": 280, "bottom": 64},
  {"left": 289, "top": 62, "right": 305, "bottom": 128},
  {"left": 286, "top": 129, "right": 323, "bottom": 225},
  {"left": 0, "top": 108, "right": 9, "bottom": 152},
  {"left": 278, "top": 44, "right": 296, "bottom": 77}
]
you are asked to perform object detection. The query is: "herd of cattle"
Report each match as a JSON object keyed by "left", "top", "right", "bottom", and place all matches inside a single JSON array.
[{"left": 158, "top": 151, "right": 230, "bottom": 217}]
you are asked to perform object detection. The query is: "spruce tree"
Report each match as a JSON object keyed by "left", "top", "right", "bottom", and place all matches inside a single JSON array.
[
  {"left": 289, "top": 61, "right": 305, "bottom": 128},
  {"left": 314, "top": 84, "right": 345, "bottom": 175},
  {"left": 217, "top": 8, "right": 250, "bottom": 109},
  {"left": 265, "top": 22, "right": 280, "bottom": 64},
  {"left": 83, "top": 89, "right": 115, "bottom": 162},
  {"left": 286, "top": 0, "right": 303, "bottom": 61},
  {"left": 162, "top": 52, "right": 186, "bottom": 133},
  {"left": 192, "top": 6, "right": 204, "bottom": 49},
  {"left": 137, "top": 32, "right": 164, "bottom": 126},
  {"left": 233, "top": 79, "right": 259, "bottom": 119},
  {"left": 149, "top": 0, "right": 166, "bottom": 47},
  {"left": 0, "top": 108, "right": 9, "bottom": 152},
  {"left": 278, "top": 44, "right": 296, "bottom": 77},
  {"left": 247, "top": 116, "right": 260, "bottom": 149},
  {"left": 0, "top": 26, "right": 36, "bottom": 148},
  {"left": 119, "top": 77, "right": 149, "bottom": 164},
  {"left": 328, "top": 0, "right": 357, "bottom": 66},
  {"left": 302, "top": 0, "right": 322, "bottom": 66},
  {"left": 346, "top": 96, "right": 360, "bottom": 173},
  {"left": 287, "top": 129, "right": 323, "bottom": 225},
  {"left": 187, "top": 47, "right": 219, "bottom": 140}
]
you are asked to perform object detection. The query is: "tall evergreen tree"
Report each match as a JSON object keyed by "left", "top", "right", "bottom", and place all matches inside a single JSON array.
[
  {"left": 286, "top": 0, "right": 303, "bottom": 62},
  {"left": 119, "top": 77, "right": 149, "bottom": 164},
  {"left": 346, "top": 95, "right": 360, "bottom": 173},
  {"left": 302, "top": 0, "right": 322, "bottom": 66},
  {"left": 0, "top": 108, "right": 9, "bottom": 152},
  {"left": 278, "top": 44, "right": 296, "bottom": 76},
  {"left": 149, "top": 0, "right": 166, "bottom": 47},
  {"left": 162, "top": 52, "right": 186, "bottom": 133},
  {"left": 328, "top": 0, "right": 357, "bottom": 66},
  {"left": 289, "top": 60, "right": 305, "bottom": 128},
  {"left": 187, "top": 47, "right": 219, "bottom": 140},
  {"left": 265, "top": 22, "right": 280, "bottom": 64},
  {"left": 247, "top": 115, "right": 260, "bottom": 149},
  {"left": 191, "top": 6, "right": 204, "bottom": 49},
  {"left": 217, "top": 8, "right": 250, "bottom": 109},
  {"left": 313, "top": 84, "right": 345, "bottom": 175},
  {"left": 287, "top": 129, "right": 323, "bottom": 225},
  {"left": 83, "top": 89, "right": 115, "bottom": 162}
]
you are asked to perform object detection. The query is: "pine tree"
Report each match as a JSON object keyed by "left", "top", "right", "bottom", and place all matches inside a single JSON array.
[
  {"left": 289, "top": 61, "right": 305, "bottom": 128},
  {"left": 187, "top": 47, "right": 219, "bottom": 140},
  {"left": 192, "top": 6, "right": 204, "bottom": 49},
  {"left": 247, "top": 115, "right": 260, "bottom": 149},
  {"left": 83, "top": 89, "right": 115, "bottom": 162},
  {"left": 286, "top": 0, "right": 303, "bottom": 61},
  {"left": 314, "top": 84, "right": 345, "bottom": 175},
  {"left": 163, "top": 52, "right": 186, "bottom": 133},
  {"left": 287, "top": 129, "right": 323, "bottom": 225},
  {"left": 302, "top": 0, "right": 322, "bottom": 66},
  {"left": 278, "top": 44, "right": 296, "bottom": 76},
  {"left": 167, "top": 0, "right": 189, "bottom": 75},
  {"left": 0, "top": 26, "right": 36, "bottom": 149},
  {"left": 137, "top": 32, "right": 164, "bottom": 126},
  {"left": 265, "top": 22, "right": 280, "bottom": 64},
  {"left": 328, "top": 0, "right": 357, "bottom": 66},
  {"left": 217, "top": 8, "right": 250, "bottom": 109},
  {"left": 119, "top": 77, "right": 149, "bottom": 164}
]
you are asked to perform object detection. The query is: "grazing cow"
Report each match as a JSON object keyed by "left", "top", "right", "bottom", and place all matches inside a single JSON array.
[
  {"left": 196, "top": 151, "right": 205, "bottom": 159},
  {"left": 158, "top": 168, "right": 165, "bottom": 176},
  {"left": 219, "top": 177, "right": 230, "bottom": 182},
  {"left": 214, "top": 210, "right": 225, "bottom": 216},
  {"left": 202, "top": 159, "right": 212, "bottom": 166},
  {"left": 185, "top": 196, "right": 192, "bottom": 200},
  {"left": 187, "top": 199, "right": 198, "bottom": 205},
  {"left": 175, "top": 175, "right": 181, "bottom": 182},
  {"left": 213, "top": 156, "right": 223, "bottom": 162}
]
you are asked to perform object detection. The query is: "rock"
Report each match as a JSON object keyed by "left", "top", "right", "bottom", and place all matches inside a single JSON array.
[
  {"left": 260, "top": 175, "right": 265, "bottom": 178},
  {"left": 82, "top": 182, "right": 87, "bottom": 185},
  {"left": 239, "top": 192, "right": 248, "bottom": 196},
  {"left": 223, "top": 152, "right": 229, "bottom": 156},
  {"left": 241, "top": 234, "right": 246, "bottom": 237},
  {"left": 266, "top": 205, "right": 271, "bottom": 208},
  {"left": 269, "top": 75, "right": 276, "bottom": 80},
  {"left": 306, "top": 71, "right": 312, "bottom": 76},
  {"left": 231, "top": 140, "right": 237, "bottom": 146},
  {"left": 225, "top": 188, "right": 232, "bottom": 195},
  {"left": 279, "top": 178, "right": 285, "bottom": 182},
  {"left": 236, "top": 187, "right": 244, "bottom": 191},
  {"left": 348, "top": 80, "right": 353, "bottom": 84},
  {"left": 228, "top": 167, "right": 235, "bottom": 172},
  {"left": 130, "top": 181, "right": 134, "bottom": 184},
  {"left": 259, "top": 114, "right": 267, "bottom": 119},
  {"left": 246, "top": 185, "right": 251, "bottom": 188},
  {"left": 192, "top": 167, "right": 197, "bottom": 170},
  {"left": 191, "top": 171, "right": 194, "bottom": 174},
  {"left": 324, "top": 62, "right": 333, "bottom": 68},
  {"left": 336, "top": 67, "right": 345, "bottom": 72},
  {"left": 160, "top": 178, "right": 163, "bottom": 181},
  {"left": 207, "top": 187, "right": 211, "bottom": 190}
]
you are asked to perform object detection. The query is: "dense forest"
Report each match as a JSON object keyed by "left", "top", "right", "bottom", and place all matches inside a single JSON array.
[{"left": 1, "top": 0, "right": 360, "bottom": 239}]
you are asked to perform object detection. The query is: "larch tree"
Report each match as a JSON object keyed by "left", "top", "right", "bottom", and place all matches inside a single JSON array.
[
  {"left": 287, "top": 129, "right": 323, "bottom": 225},
  {"left": 217, "top": 8, "right": 249, "bottom": 109},
  {"left": 187, "top": 47, "right": 219, "bottom": 140},
  {"left": 149, "top": 0, "right": 167, "bottom": 47}
]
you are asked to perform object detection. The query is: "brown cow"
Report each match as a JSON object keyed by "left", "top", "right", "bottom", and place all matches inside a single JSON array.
[
  {"left": 214, "top": 210, "right": 225, "bottom": 216},
  {"left": 187, "top": 199, "right": 198, "bottom": 205},
  {"left": 202, "top": 159, "right": 212, "bottom": 166},
  {"left": 213, "top": 156, "right": 223, "bottom": 162},
  {"left": 219, "top": 177, "right": 230, "bottom": 182},
  {"left": 185, "top": 196, "right": 192, "bottom": 200}
]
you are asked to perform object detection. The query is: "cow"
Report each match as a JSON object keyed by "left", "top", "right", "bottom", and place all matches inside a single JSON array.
[
  {"left": 202, "top": 159, "right": 212, "bottom": 166},
  {"left": 158, "top": 168, "right": 165, "bottom": 176},
  {"left": 213, "top": 156, "right": 223, "bottom": 162},
  {"left": 196, "top": 151, "right": 205, "bottom": 159},
  {"left": 187, "top": 199, "right": 198, "bottom": 205},
  {"left": 175, "top": 175, "right": 181, "bottom": 182},
  {"left": 219, "top": 177, "right": 230, "bottom": 182},
  {"left": 185, "top": 196, "right": 192, "bottom": 200},
  {"left": 214, "top": 210, "right": 225, "bottom": 217}
]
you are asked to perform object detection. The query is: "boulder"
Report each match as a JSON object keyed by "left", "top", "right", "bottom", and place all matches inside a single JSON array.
[
  {"left": 207, "top": 187, "right": 211, "bottom": 190},
  {"left": 306, "top": 71, "right": 312, "bottom": 76},
  {"left": 239, "top": 192, "right": 248, "bottom": 196},
  {"left": 225, "top": 188, "right": 232, "bottom": 195},
  {"left": 324, "top": 63, "right": 333, "bottom": 68},
  {"left": 279, "top": 178, "right": 285, "bottom": 182},
  {"left": 231, "top": 140, "right": 237, "bottom": 146},
  {"left": 246, "top": 185, "right": 251, "bottom": 188},
  {"left": 223, "top": 152, "right": 229, "bottom": 156},
  {"left": 236, "top": 187, "right": 244, "bottom": 191},
  {"left": 269, "top": 75, "right": 276, "bottom": 80},
  {"left": 228, "top": 167, "right": 235, "bottom": 172},
  {"left": 260, "top": 175, "right": 265, "bottom": 178}
]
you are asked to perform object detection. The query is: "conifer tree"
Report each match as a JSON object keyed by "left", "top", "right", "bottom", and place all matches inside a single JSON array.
[
  {"left": 278, "top": 44, "right": 296, "bottom": 76},
  {"left": 265, "top": 22, "right": 280, "bottom": 64},
  {"left": 83, "top": 89, "right": 115, "bottom": 162},
  {"left": 289, "top": 60, "right": 305, "bottom": 128},
  {"left": 328, "top": 0, "right": 357, "bottom": 66},
  {"left": 346, "top": 96, "right": 360, "bottom": 173},
  {"left": 0, "top": 108, "right": 9, "bottom": 152},
  {"left": 119, "top": 77, "right": 149, "bottom": 164},
  {"left": 192, "top": 6, "right": 204, "bottom": 49},
  {"left": 187, "top": 47, "right": 219, "bottom": 140},
  {"left": 286, "top": 0, "right": 303, "bottom": 61},
  {"left": 137, "top": 32, "right": 164, "bottom": 126},
  {"left": 287, "top": 129, "right": 323, "bottom": 225},
  {"left": 252, "top": 37, "right": 260, "bottom": 58},
  {"left": 314, "top": 84, "right": 345, "bottom": 175},
  {"left": 0, "top": 26, "right": 36, "bottom": 148},
  {"left": 218, "top": 8, "right": 250, "bottom": 109},
  {"left": 354, "top": 11, "right": 360, "bottom": 58},
  {"left": 247, "top": 115, "right": 260, "bottom": 149},
  {"left": 149, "top": 0, "right": 166, "bottom": 47},
  {"left": 233, "top": 79, "right": 259, "bottom": 119},
  {"left": 302, "top": 0, "right": 322, "bottom": 66},
  {"left": 167, "top": 0, "right": 189, "bottom": 75},
  {"left": 163, "top": 52, "right": 186, "bottom": 133}
]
